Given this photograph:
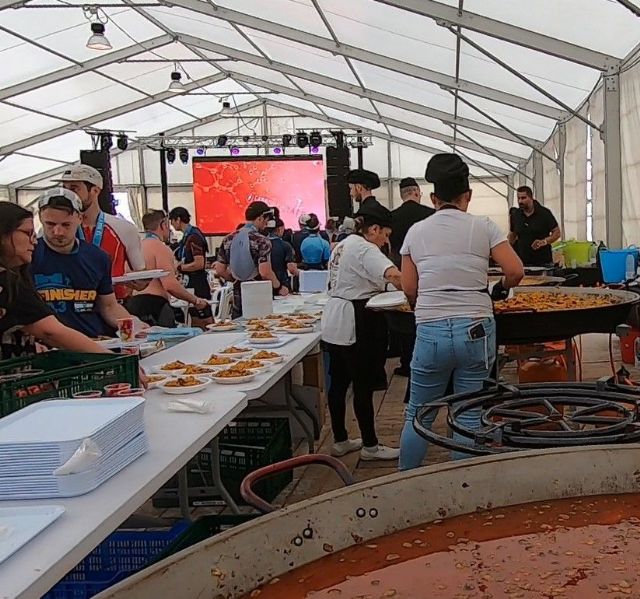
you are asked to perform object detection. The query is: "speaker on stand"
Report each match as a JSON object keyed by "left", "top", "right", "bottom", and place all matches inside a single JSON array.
[
  {"left": 326, "top": 146, "right": 352, "bottom": 219},
  {"left": 79, "top": 149, "right": 115, "bottom": 215}
]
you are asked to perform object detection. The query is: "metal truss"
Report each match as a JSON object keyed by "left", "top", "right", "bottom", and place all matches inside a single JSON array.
[{"left": 161, "top": 0, "right": 565, "bottom": 119}]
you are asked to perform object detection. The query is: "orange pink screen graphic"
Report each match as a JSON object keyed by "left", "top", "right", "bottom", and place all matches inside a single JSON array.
[{"left": 193, "top": 158, "right": 326, "bottom": 233}]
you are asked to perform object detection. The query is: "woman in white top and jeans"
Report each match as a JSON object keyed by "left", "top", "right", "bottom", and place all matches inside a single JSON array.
[
  {"left": 321, "top": 203, "right": 403, "bottom": 461},
  {"left": 399, "top": 154, "right": 523, "bottom": 470}
]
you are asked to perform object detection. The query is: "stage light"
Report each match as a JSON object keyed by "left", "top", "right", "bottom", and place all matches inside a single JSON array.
[
  {"left": 296, "top": 131, "right": 308, "bottom": 149},
  {"left": 282, "top": 134, "right": 292, "bottom": 147},
  {"left": 216, "top": 135, "right": 228, "bottom": 147},
  {"left": 166, "top": 148, "right": 176, "bottom": 164},
  {"left": 273, "top": 147, "right": 282, "bottom": 155},
  {"left": 242, "top": 136, "right": 250, "bottom": 143},
  {"left": 309, "top": 130, "right": 322, "bottom": 148},
  {"left": 230, "top": 146, "right": 240, "bottom": 156},
  {"left": 310, "top": 146, "right": 320, "bottom": 154},
  {"left": 100, "top": 132, "right": 112, "bottom": 152},
  {"left": 116, "top": 133, "right": 128, "bottom": 151},
  {"left": 196, "top": 147, "right": 206, "bottom": 156},
  {"left": 261, "top": 135, "right": 268, "bottom": 142},
  {"left": 86, "top": 22, "right": 112, "bottom": 50},
  {"left": 331, "top": 130, "right": 345, "bottom": 148},
  {"left": 220, "top": 101, "right": 233, "bottom": 116},
  {"left": 179, "top": 148, "right": 189, "bottom": 165}
]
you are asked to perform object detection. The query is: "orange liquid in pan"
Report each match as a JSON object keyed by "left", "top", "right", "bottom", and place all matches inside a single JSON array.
[{"left": 243, "top": 493, "right": 640, "bottom": 598}]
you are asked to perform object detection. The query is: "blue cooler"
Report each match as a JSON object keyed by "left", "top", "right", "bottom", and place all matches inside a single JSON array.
[{"left": 599, "top": 248, "right": 639, "bottom": 283}]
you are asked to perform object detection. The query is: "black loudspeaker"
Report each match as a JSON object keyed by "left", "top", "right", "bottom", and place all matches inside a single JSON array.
[
  {"left": 79, "top": 150, "right": 115, "bottom": 215},
  {"left": 326, "top": 146, "right": 351, "bottom": 218}
]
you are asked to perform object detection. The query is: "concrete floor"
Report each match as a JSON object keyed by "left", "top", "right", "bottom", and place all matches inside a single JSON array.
[{"left": 145, "top": 332, "right": 632, "bottom": 521}]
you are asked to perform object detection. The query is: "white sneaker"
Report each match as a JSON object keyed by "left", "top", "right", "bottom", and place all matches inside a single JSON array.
[
  {"left": 331, "top": 438, "right": 363, "bottom": 457},
  {"left": 360, "top": 444, "right": 400, "bottom": 461}
]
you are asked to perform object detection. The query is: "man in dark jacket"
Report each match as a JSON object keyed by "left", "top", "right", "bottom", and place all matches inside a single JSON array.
[{"left": 348, "top": 169, "right": 385, "bottom": 213}]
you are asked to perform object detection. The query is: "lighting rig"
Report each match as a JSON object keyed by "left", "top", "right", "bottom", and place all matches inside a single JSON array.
[{"left": 135, "top": 130, "right": 371, "bottom": 164}]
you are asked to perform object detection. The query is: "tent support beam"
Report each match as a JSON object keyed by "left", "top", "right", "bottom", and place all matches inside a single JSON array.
[
  {"left": 8, "top": 98, "right": 265, "bottom": 189},
  {"left": 449, "top": 27, "right": 601, "bottom": 131},
  {"left": 0, "top": 72, "right": 229, "bottom": 156},
  {"left": 161, "top": 0, "right": 565, "bottom": 119},
  {"left": 265, "top": 98, "right": 513, "bottom": 176},
  {"left": 374, "top": 0, "right": 618, "bottom": 70},
  {"left": 179, "top": 34, "right": 541, "bottom": 146},
  {"left": 227, "top": 70, "right": 523, "bottom": 163},
  {"left": 453, "top": 148, "right": 517, "bottom": 193},
  {"left": 604, "top": 71, "right": 623, "bottom": 247},
  {"left": 451, "top": 92, "right": 558, "bottom": 163},
  {"left": 533, "top": 151, "right": 545, "bottom": 203}
]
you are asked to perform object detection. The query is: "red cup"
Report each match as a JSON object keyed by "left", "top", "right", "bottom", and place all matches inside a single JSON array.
[
  {"left": 72, "top": 390, "right": 103, "bottom": 399},
  {"left": 115, "top": 387, "right": 145, "bottom": 397},
  {"left": 117, "top": 317, "right": 135, "bottom": 343},
  {"left": 104, "top": 383, "right": 131, "bottom": 397}
]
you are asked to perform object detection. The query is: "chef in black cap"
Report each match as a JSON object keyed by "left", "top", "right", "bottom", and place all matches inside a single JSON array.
[
  {"left": 348, "top": 169, "right": 384, "bottom": 212},
  {"left": 387, "top": 177, "right": 436, "bottom": 385},
  {"left": 321, "top": 202, "right": 403, "bottom": 462},
  {"left": 398, "top": 153, "right": 523, "bottom": 471}
]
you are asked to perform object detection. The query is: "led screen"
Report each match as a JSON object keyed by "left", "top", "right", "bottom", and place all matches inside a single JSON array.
[{"left": 192, "top": 156, "right": 326, "bottom": 234}]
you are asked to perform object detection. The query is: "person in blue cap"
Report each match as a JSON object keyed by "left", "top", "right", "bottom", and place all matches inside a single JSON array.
[{"left": 300, "top": 213, "right": 331, "bottom": 270}]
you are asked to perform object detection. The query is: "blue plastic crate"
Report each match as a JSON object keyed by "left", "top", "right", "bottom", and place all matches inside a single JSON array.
[{"left": 43, "top": 520, "right": 190, "bottom": 599}]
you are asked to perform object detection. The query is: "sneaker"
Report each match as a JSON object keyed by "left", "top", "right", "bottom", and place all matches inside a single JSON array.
[
  {"left": 331, "top": 438, "right": 363, "bottom": 457},
  {"left": 360, "top": 444, "right": 401, "bottom": 461}
]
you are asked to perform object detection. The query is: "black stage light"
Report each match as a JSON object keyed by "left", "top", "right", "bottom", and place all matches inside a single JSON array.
[
  {"left": 166, "top": 148, "right": 176, "bottom": 164},
  {"left": 216, "top": 135, "right": 228, "bottom": 147},
  {"left": 179, "top": 147, "right": 189, "bottom": 165},
  {"left": 282, "top": 134, "right": 292, "bottom": 147},
  {"left": 242, "top": 135, "right": 250, "bottom": 143},
  {"left": 100, "top": 132, "right": 113, "bottom": 152},
  {"left": 116, "top": 133, "right": 128, "bottom": 151},
  {"left": 296, "top": 131, "right": 309, "bottom": 148},
  {"left": 309, "top": 130, "right": 322, "bottom": 148}
]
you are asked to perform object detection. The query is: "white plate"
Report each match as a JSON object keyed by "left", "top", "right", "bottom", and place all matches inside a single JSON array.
[
  {"left": 247, "top": 335, "right": 281, "bottom": 344},
  {"left": 112, "top": 270, "right": 169, "bottom": 284},
  {"left": 206, "top": 323, "right": 239, "bottom": 332},
  {"left": 216, "top": 347, "right": 254, "bottom": 357},
  {"left": 281, "top": 326, "right": 315, "bottom": 334},
  {"left": 212, "top": 371, "right": 258, "bottom": 385},
  {"left": 200, "top": 356, "right": 239, "bottom": 368},
  {"left": 151, "top": 364, "right": 189, "bottom": 375},
  {"left": 0, "top": 505, "right": 65, "bottom": 564},
  {"left": 233, "top": 360, "right": 271, "bottom": 373},
  {"left": 145, "top": 375, "right": 171, "bottom": 388},
  {"left": 365, "top": 291, "right": 408, "bottom": 310},
  {"left": 159, "top": 377, "right": 210, "bottom": 394},
  {"left": 251, "top": 353, "right": 285, "bottom": 364}
]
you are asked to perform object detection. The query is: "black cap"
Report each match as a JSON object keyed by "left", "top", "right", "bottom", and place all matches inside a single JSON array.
[
  {"left": 306, "top": 213, "right": 320, "bottom": 231},
  {"left": 356, "top": 203, "right": 392, "bottom": 228},
  {"left": 399, "top": 177, "right": 419, "bottom": 190},
  {"left": 348, "top": 169, "right": 381, "bottom": 190},
  {"left": 245, "top": 201, "right": 272, "bottom": 220},
  {"left": 425, "top": 153, "right": 470, "bottom": 202}
]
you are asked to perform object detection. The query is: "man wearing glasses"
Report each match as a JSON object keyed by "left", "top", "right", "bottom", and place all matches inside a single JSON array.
[
  {"left": 127, "top": 210, "right": 208, "bottom": 327},
  {"left": 30, "top": 188, "right": 141, "bottom": 338}
]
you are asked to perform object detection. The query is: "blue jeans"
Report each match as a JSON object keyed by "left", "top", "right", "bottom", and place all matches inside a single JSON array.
[{"left": 399, "top": 317, "right": 496, "bottom": 471}]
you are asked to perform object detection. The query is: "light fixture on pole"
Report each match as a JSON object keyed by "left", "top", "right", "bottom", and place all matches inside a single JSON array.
[
  {"left": 168, "top": 65, "right": 186, "bottom": 93},
  {"left": 84, "top": 7, "right": 111, "bottom": 50},
  {"left": 220, "top": 98, "right": 233, "bottom": 116},
  {"left": 178, "top": 148, "right": 189, "bottom": 165},
  {"left": 296, "top": 131, "right": 309, "bottom": 149},
  {"left": 309, "top": 131, "right": 322, "bottom": 149},
  {"left": 116, "top": 133, "right": 128, "bottom": 151}
]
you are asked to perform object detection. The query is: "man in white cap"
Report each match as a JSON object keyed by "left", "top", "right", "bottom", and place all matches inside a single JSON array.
[{"left": 54, "top": 165, "right": 145, "bottom": 300}]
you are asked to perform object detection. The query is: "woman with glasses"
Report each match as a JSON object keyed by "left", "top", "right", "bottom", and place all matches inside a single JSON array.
[{"left": 0, "top": 201, "right": 110, "bottom": 359}]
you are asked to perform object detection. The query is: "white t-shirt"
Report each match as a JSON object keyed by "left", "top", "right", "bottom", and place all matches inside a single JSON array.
[
  {"left": 401, "top": 209, "right": 505, "bottom": 323},
  {"left": 321, "top": 235, "right": 394, "bottom": 345}
]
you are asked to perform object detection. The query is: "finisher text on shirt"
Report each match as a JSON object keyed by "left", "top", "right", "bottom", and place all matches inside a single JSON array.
[{"left": 38, "top": 289, "right": 97, "bottom": 302}]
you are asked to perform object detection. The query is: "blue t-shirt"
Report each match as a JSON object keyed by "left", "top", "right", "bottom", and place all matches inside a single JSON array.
[
  {"left": 31, "top": 240, "right": 114, "bottom": 338},
  {"left": 300, "top": 234, "right": 331, "bottom": 267}
]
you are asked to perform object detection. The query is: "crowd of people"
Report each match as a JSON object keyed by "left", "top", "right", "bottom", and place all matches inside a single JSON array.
[{"left": 0, "top": 152, "right": 565, "bottom": 470}]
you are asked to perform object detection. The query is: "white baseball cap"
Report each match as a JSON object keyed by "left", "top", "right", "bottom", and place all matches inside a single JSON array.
[
  {"left": 53, "top": 164, "right": 103, "bottom": 188},
  {"left": 37, "top": 187, "right": 83, "bottom": 212}
]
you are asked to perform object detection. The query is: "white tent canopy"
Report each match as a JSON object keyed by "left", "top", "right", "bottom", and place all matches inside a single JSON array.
[{"left": 1, "top": 0, "right": 640, "bottom": 245}]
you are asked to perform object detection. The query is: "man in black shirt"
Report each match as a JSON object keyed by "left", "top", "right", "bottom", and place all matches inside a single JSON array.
[
  {"left": 390, "top": 177, "right": 435, "bottom": 267},
  {"left": 509, "top": 186, "right": 561, "bottom": 266},
  {"left": 348, "top": 169, "right": 384, "bottom": 213}
]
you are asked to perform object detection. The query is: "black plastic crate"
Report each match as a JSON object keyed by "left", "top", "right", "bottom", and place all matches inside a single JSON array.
[
  {"left": 0, "top": 351, "right": 139, "bottom": 417},
  {"left": 153, "top": 418, "right": 292, "bottom": 508}
]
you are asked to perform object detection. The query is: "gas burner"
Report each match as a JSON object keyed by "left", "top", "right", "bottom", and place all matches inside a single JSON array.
[{"left": 414, "top": 380, "right": 640, "bottom": 456}]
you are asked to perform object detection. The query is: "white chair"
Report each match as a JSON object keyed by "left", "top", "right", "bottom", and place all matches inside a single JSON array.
[{"left": 214, "top": 284, "right": 234, "bottom": 321}]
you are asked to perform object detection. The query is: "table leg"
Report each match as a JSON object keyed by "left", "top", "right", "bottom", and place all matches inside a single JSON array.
[
  {"left": 177, "top": 466, "right": 192, "bottom": 521},
  {"left": 565, "top": 338, "right": 577, "bottom": 381},
  {"left": 284, "top": 372, "right": 316, "bottom": 454},
  {"left": 210, "top": 437, "right": 241, "bottom": 515}
]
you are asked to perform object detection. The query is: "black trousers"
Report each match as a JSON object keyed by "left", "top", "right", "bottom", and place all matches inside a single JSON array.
[{"left": 325, "top": 302, "right": 388, "bottom": 448}]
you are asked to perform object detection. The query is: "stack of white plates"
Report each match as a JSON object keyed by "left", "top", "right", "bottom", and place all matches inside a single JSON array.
[{"left": 0, "top": 398, "right": 147, "bottom": 499}]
